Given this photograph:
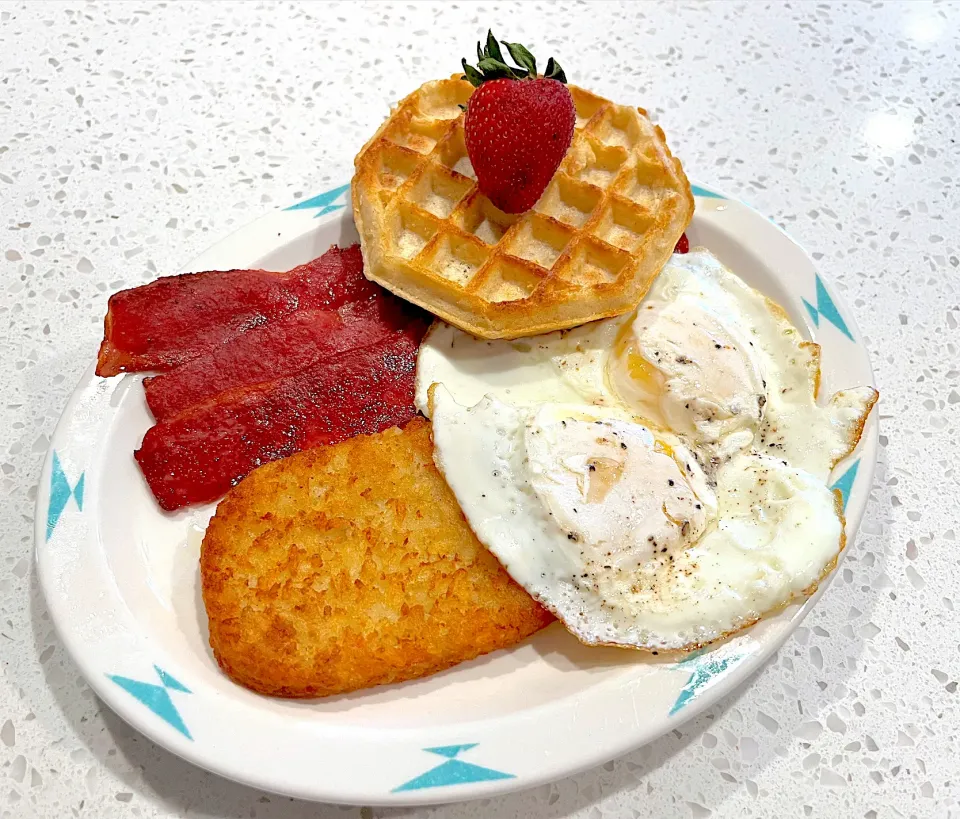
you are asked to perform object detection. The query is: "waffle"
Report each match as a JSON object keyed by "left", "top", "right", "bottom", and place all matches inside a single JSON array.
[{"left": 352, "top": 75, "right": 693, "bottom": 339}]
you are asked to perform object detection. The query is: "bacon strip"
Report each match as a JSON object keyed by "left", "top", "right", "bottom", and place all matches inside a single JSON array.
[
  {"left": 96, "top": 245, "right": 377, "bottom": 376},
  {"left": 134, "top": 328, "right": 426, "bottom": 511},
  {"left": 143, "top": 297, "right": 422, "bottom": 421}
]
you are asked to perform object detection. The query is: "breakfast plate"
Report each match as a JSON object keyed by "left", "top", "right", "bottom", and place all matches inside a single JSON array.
[{"left": 35, "top": 180, "right": 877, "bottom": 806}]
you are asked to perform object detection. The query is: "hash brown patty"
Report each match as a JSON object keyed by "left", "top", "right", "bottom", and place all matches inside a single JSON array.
[{"left": 200, "top": 416, "right": 553, "bottom": 698}]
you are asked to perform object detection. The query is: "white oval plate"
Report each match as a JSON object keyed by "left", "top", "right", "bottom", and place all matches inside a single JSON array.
[{"left": 35, "top": 181, "right": 877, "bottom": 806}]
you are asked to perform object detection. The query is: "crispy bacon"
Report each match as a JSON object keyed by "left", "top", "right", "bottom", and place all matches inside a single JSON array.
[
  {"left": 134, "top": 328, "right": 426, "bottom": 511},
  {"left": 142, "top": 296, "right": 420, "bottom": 422},
  {"left": 96, "top": 245, "right": 378, "bottom": 376}
]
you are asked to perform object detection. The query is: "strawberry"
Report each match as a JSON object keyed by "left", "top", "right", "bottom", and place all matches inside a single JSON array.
[
  {"left": 674, "top": 232, "right": 689, "bottom": 254},
  {"left": 461, "top": 32, "right": 575, "bottom": 214}
]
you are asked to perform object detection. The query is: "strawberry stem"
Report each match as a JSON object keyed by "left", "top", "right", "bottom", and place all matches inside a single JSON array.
[{"left": 460, "top": 30, "right": 566, "bottom": 88}]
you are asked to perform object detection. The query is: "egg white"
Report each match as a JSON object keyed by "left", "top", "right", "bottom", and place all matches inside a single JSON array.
[
  {"left": 420, "top": 250, "right": 878, "bottom": 651},
  {"left": 614, "top": 250, "right": 877, "bottom": 476},
  {"left": 415, "top": 313, "right": 626, "bottom": 417}
]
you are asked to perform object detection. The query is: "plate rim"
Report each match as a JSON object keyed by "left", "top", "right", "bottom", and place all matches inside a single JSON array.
[{"left": 34, "top": 178, "right": 879, "bottom": 806}]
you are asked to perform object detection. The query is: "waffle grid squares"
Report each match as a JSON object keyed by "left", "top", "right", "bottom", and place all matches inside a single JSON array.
[
  {"left": 353, "top": 76, "right": 693, "bottom": 338},
  {"left": 377, "top": 107, "right": 665, "bottom": 291}
]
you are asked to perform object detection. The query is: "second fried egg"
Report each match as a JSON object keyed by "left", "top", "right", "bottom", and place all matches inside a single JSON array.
[{"left": 417, "top": 250, "right": 878, "bottom": 651}]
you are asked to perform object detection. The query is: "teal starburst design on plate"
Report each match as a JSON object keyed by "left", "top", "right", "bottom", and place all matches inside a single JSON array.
[
  {"left": 690, "top": 184, "right": 725, "bottom": 199},
  {"left": 47, "top": 452, "right": 84, "bottom": 541},
  {"left": 392, "top": 744, "right": 514, "bottom": 792},
  {"left": 802, "top": 275, "right": 854, "bottom": 340},
  {"left": 670, "top": 650, "right": 746, "bottom": 716},
  {"left": 108, "top": 665, "right": 192, "bottom": 740},
  {"left": 830, "top": 458, "right": 860, "bottom": 511},
  {"left": 284, "top": 183, "right": 350, "bottom": 217}
]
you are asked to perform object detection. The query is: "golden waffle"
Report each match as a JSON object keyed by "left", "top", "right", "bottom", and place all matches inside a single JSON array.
[{"left": 352, "top": 75, "right": 693, "bottom": 339}]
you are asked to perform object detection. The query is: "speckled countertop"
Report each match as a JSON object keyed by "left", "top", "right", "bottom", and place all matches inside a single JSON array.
[{"left": 2, "top": 1, "right": 958, "bottom": 817}]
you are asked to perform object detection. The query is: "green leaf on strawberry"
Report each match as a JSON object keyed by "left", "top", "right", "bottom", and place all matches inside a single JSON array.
[
  {"left": 461, "top": 59, "right": 484, "bottom": 88},
  {"left": 477, "top": 57, "right": 522, "bottom": 81},
  {"left": 502, "top": 42, "right": 537, "bottom": 78},
  {"left": 485, "top": 30, "right": 506, "bottom": 65},
  {"left": 543, "top": 57, "right": 567, "bottom": 83},
  {"left": 460, "top": 30, "right": 564, "bottom": 88}
]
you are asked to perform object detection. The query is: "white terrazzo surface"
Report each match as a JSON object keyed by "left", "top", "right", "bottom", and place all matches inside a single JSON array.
[{"left": 2, "top": 1, "right": 958, "bottom": 817}]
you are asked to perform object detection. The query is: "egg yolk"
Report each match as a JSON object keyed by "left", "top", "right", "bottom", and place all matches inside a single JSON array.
[{"left": 606, "top": 323, "right": 667, "bottom": 424}]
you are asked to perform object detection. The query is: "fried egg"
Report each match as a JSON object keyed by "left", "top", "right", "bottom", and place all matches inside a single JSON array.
[{"left": 418, "top": 250, "right": 878, "bottom": 651}]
